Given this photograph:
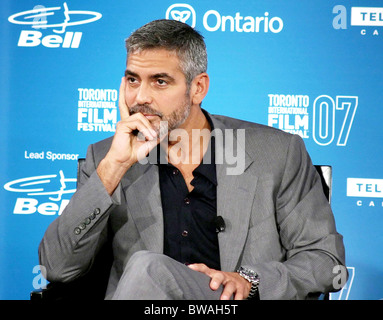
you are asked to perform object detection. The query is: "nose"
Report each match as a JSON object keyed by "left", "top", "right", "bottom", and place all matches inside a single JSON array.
[{"left": 135, "top": 82, "right": 153, "bottom": 105}]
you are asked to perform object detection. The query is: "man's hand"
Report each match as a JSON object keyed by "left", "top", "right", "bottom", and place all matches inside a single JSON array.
[
  {"left": 97, "top": 77, "right": 159, "bottom": 194},
  {"left": 188, "top": 263, "right": 251, "bottom": 300}
]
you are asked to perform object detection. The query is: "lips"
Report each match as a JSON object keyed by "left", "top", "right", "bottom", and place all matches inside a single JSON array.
[{"left": 143, "top": 113, "right": 159, "bottom": 119}]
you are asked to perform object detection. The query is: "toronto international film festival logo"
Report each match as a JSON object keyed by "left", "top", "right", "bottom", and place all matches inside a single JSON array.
[
  {"left": 267, "top": 94, "right": 358, "bottom": 147},
  {"left": 8, "top": 2, "right": 102, "bottom": 48}
]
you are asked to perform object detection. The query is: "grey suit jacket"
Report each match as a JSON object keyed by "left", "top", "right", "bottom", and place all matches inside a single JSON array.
[{"left": 39, "top": 112, "right": 346, "bottom": 300}]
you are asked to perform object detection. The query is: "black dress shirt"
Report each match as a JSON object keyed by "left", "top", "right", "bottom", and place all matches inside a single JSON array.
[{"left": 157, "top": 117, "right": 220, "bottom": 270}]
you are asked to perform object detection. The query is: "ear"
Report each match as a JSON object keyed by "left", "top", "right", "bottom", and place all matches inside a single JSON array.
[{"left": 190, "top": 73, "right": 209, "bottom": 106}]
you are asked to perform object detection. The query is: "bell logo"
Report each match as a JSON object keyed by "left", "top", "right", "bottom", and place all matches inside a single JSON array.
[
  {"left": 18, "top": 30, "right": 82, "bottom": 48},
  {"left": 8, "top": 2, "right": 102, "bottom": 48},
  {"left": 3, "top": 170, "right": 76, "bottom": 215},
  {"left": 166, "top": 4, "right": 196, "bottom": 28}
]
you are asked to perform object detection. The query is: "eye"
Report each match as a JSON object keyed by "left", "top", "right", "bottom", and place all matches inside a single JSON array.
[
  {"left": 156, "top": 79, "right": 168, "bottom": 86},
  {"left": 127, "top": 77, "right": 137, "bottom": 84}
]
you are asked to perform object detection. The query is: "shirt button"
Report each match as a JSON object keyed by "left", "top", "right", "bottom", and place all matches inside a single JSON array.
[
  {"left": 184, "top": 198, "right": 190, "bottom": 205},
  {"left": 182, "top": 230, "right": 189, "bottom": 237},
  {"left": 172, "top": 169, "right": 179, "bottom": 175}
]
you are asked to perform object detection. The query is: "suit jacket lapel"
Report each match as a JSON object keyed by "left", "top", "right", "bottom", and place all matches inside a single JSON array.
[
  {"left": 122, "top": 162, "right": 164, "bottom": 253},
  {"left": 211, "top": 115, "right": 258, "bottom": 272}
]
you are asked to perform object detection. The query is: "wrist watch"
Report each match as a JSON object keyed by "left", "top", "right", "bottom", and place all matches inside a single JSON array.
[{"left": 237, "top": 266, "right": 260, "bottom": 300}]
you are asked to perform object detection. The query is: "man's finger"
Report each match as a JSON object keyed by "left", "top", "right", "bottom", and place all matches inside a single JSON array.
[
  {"left": 119, "top": 118, "right": 156, "bottom": 141},
  {"left": 233, "top": 290, "right": 245, "bottom": 301},
  {"left": 127, "top": 113, "right": 158, "bottom": 137},
  {"left": 118, "top": 76, "right": 130, "bottom": 120},
  {"left": 209, "top": 272, "right": 224, "bottom": 291},
  {"left": 220, "top": 282, "right": 235, "bottom": 300},
  {"left": 187, "top": 263, "right": 210, "bottom": 275}
]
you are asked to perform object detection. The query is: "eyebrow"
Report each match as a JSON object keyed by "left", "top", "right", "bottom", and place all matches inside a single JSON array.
[
  {"left": 125, "top": 69, "right": 139, "bottom": 78},
  {"left": 124, "top": 69, "right": 175, "bottom": 82}
]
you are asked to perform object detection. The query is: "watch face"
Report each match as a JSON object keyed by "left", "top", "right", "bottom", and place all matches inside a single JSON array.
[
  {"left": 248, "top": 269, "right": 256, "bottom": 277},
  {"left": 240, "top": 267, "right": 253, "bottom": 276},
  {"left": 239, "top": 267, "right": 259, "bottom": 283},
  {"left": 237, "top": 267, "right": 260, "bottom": 299}
]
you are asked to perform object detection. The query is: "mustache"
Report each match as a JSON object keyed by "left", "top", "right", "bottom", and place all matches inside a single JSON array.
[{"left": 129, "top": 104, "right": 163, "bottom": 118}]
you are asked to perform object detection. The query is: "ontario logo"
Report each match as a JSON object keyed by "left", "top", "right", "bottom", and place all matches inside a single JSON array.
[
  {"left": 165, "top": 3, "right": 283, "bottom": 33},
  {"left": 3, "top": 170, "right": 76, "bottom": 215},
  {"left": 8, "top": 2, "right": 102, "bottom": 48},
  {"left": 166, "top": 4, "right": 196, "bottom": 28}
]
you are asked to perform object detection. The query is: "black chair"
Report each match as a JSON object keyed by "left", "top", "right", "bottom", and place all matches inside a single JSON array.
[
  {"left": 315, "top": 165, "right": 332, "bottom": 204},
  {"left": 30, "top": 161, "right": 332, "bottom": 300}
]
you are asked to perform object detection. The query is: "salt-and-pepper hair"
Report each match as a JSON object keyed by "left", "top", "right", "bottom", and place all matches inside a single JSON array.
[{"left": 125, "top": 19, "right": 207, "bottom": 86}]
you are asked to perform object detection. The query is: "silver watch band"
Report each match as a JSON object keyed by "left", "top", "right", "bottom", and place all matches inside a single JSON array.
[{"left": 237, "top": 266, "right": 260, "bottom": 300}]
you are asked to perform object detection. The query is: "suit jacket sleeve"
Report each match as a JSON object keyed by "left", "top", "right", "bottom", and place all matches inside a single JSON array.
[
  {"left": 249, "top": 134, "right": 346, "bottom": 299},
  {"left": 38, "top": 143, "right": 121, "bottom": 282}
]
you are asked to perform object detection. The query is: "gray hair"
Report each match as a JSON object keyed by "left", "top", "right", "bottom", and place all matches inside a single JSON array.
[{"left": 125, "top": 19, "right": 207, "bottom": 85}]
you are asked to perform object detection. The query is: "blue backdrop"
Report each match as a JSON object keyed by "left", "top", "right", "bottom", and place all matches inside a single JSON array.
[{"left": 1, "top": 0, "right": 382, "bottom": 300}]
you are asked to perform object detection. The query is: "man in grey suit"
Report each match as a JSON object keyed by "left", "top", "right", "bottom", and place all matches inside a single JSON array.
[{"left": 39, "top": 19, "right": 346, "bottom": 300}]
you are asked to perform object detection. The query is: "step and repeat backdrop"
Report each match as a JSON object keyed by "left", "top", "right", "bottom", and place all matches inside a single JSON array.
[{"left": 1, "top": 0, "right": 382, "bottom": 300}]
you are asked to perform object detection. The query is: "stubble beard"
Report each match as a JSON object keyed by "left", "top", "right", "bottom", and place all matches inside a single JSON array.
[{"left": 128, "top": 93, "right": 191, "bottom": 138}]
